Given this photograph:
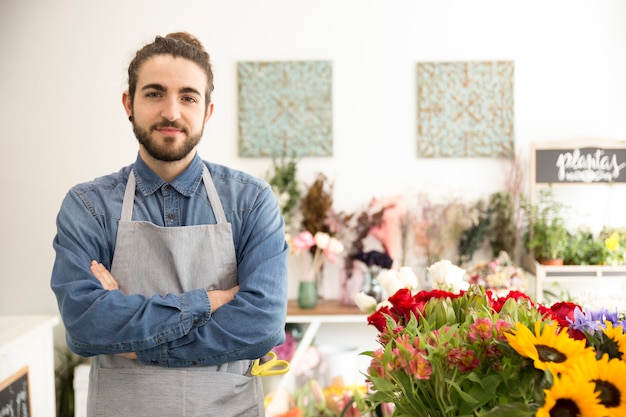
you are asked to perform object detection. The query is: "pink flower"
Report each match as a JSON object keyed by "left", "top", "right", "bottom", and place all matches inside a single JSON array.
[
  {"left": 369, "top": 349, "right": 387, "bottom": 378},
  {"left": 292, "top": 230, "right": 315, "bottom": 251},
  {"left": 494, "top": 319, "right": 512, "bottom": 340},
  {"left": 446, "top": 347, "right": 479, "bottom": 372},
  {"left": 290, "top": 230, "right": 344, "bottom": 281},
  {"left": 469, "top": 318, "right": 493, "bottom": 343},
  {"left": 414, "top": 354, "right": 433, "bottom": 380}
]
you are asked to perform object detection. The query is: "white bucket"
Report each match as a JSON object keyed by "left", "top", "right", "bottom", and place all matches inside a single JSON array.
[{"left": 317, "top": 345, "right": 359, "bottom": 386}]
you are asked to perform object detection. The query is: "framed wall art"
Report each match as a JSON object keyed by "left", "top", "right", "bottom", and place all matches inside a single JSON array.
[
  {"left": 417, "top": 61, "right": 514, "bottom": 158},
  {"left": 238, "top": 60, "right": 333, "bottom": 157}
]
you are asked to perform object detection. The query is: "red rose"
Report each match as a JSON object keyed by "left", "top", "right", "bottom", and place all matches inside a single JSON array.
[
  {"left": 550, "top": 301, "right": 581, "bottom": 324},
  {"left": 388, "top": 288, "right": 418, "bottom": 324},
  {"left": 368, "top": 305, "right": 392, "bottom": 333}
]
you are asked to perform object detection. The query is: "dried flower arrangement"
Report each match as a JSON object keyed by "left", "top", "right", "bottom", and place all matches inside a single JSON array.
[
  {"left": 412, "top": 193, "right": 480, "bottom": 265},
  {"left": 299, "top": 173, "right": 335, "bottom": 238}
]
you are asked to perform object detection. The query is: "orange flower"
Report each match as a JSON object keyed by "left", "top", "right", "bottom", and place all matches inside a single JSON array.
[{"left": 275, "top": 408, "right": 303, "bottom": 417}]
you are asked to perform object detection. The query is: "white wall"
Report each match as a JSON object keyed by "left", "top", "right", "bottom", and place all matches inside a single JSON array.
[{"left": 1, "top": 0, "right": 626, "bottom": 343}]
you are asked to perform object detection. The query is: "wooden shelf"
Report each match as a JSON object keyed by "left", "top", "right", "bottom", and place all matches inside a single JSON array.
[{"left": 287, "top": 299, "right": 364, "bottom": 316}]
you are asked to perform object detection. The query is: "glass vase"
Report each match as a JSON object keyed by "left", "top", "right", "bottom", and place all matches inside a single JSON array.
[
  {"left": 362, "top": 268, "right": 383, "bottom": 303},
  {"left": 298, "top": 281, "right": 318, "bottom": 309}
]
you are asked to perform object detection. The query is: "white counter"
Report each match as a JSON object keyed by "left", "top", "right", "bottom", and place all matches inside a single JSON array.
[{"left": 0, "top": 315, "right": 59, "bottom": 415}]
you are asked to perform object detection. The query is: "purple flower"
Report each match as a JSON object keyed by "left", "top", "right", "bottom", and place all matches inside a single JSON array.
[
  {"left": 571, "top": 306, "right": 623, "bottom": 333},
  {"left": 352, "top": 250, "right": 393, "bottom": 269}
]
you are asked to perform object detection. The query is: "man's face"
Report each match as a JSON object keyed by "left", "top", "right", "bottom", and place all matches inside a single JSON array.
[{"left": 125, "top": 55, "right": 212, "bottom": 163}]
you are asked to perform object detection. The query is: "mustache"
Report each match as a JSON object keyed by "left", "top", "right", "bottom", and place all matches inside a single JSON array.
[{"left": 152, "top": 119, "right": 188, "bottom": 132}]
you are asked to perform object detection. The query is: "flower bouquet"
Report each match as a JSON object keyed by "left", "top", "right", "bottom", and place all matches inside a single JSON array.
[
  {"left": 465, "top": 251, "right": 528, "bottom": 296},
  {"left": 355, "top": 264, "right": 626, "bottom": 417},
  {"left": 289, "top": 230, "right": 344, "bottom": 308}
]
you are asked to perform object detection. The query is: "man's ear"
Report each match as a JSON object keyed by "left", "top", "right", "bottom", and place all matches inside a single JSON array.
[
  {"left": 204, "top": 103, "right": 214, "bottom": 123},
  {"left": 122, "top": 91, "right": 132, "bottom": 118}
]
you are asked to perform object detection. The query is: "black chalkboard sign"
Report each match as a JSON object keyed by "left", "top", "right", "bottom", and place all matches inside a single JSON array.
[
  {"left": 0, "top": 367, "right": 30, "bottom": 417},
  {"left": 535, "top": 147, "right": 626, "bottom": 183}
]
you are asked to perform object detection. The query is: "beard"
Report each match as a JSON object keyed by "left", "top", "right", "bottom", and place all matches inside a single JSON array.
[{"left": 132, "top": 119, "right": 203, "bottom": 162}]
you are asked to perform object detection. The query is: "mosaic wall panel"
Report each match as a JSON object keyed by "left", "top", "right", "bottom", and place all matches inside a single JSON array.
[
  {"left": 238, "top": 61, "right": 333, "bottom": 157},
  {"left": 417, "top": 61, "right": 514, "bottom": 158}
]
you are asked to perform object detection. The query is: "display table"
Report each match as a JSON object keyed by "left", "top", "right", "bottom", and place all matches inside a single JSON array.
[
  {"left": 0, "top": 315, "right": 59, "bottom": 415},
  {"left": 534, "top": 263, "right": 626, "bottom": 303}
]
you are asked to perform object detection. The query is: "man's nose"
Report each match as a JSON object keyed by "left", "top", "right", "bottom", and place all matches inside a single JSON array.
[{"left": 161, "top": 99, "right": 181, "bottom": 121}]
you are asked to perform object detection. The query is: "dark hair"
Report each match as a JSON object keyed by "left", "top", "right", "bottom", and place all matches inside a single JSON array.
[{"left": 127, "top": 32, "right": 214, "bottom": 107}]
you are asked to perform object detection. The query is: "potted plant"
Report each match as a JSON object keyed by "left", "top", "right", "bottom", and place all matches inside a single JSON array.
[
  {"left": 563, "top": 227, "right": 607, "bottom": 266},
  {"left": 523, "top": 185, "right": 570, "bottom": 265}
]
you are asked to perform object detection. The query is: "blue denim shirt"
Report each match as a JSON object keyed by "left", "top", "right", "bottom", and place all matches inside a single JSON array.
[{"left": 51, "top": 153, "right": 288, "bottom": 367}]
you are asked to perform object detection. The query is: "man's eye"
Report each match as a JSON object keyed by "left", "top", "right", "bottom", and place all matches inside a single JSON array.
[
  {"left": 182, "top": 96, "right": 198, "bottom": 103},
  {"left": 146, "top": 92, "right": 162, "bottom": 98}
]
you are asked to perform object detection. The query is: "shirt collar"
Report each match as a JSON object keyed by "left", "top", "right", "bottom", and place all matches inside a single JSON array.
[{"left": 133, "top": 153, "right": 204, "bottom": 197}]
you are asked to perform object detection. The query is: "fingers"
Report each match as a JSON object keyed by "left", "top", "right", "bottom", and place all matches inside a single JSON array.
[
  {"left": 229, "top": 285, "right": 240, "bottom": 296},
  {"left": 207, "top": 286, "right": 240, "bottom": 312},
  {"left": 90, "top": 260, "right": 120, "bottom": 290}
]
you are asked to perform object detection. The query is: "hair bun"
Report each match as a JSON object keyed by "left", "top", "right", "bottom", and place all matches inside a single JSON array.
[{"left": 165, "top": 31, "right": 205, "bottom": 51}]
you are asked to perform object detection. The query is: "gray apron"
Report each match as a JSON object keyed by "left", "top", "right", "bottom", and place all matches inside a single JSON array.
[{"left": 87, "top": 166, "right": 264, "bottom": 417}]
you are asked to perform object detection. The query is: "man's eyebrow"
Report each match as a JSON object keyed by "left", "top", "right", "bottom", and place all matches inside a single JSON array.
[
  {"left": 141, "top": 84, "right": 201, "bottom": 96},
  {"left": 179, "top": 87, "right": 202, "bottom": 96},
  {"left": 141, "top": 83, "right": 166, "bottom": 92}
]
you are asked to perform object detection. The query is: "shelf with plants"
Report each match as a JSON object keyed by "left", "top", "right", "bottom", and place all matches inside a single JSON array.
[{"left": 528, "top": 139, "right": 626, "bottom": 302}]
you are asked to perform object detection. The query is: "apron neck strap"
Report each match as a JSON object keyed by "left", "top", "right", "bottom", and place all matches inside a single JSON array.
[
  {"left": 201, "top": 165, "right": 227, "bottom": 224},
  {"left": 120, "top": 165, "right": 228, "bottom": 224}
]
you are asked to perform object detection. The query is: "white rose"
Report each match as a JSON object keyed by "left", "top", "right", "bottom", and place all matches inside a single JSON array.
[
  {"left": 378, "top": 269, "right": 404, "bottom": 297},
  {"left": 327, "top": 237, "right": 345, "bottom": 254},
  {"left": 397, "top": 266, "right": 418, "bottom": 290},
  {"left": 354, "top": 292, "right": 378, "bottom": 313},
  {"left": 428, "top": 260, "right": 468, "bottom": 292},
  {"left": 314, "top": 232, "right": 330, "bottom": 249}
]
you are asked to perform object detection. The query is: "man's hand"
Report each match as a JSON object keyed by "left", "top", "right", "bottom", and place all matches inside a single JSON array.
[
  {"left": 90, "top": 260, "right": 119, "bottom": 290},
  {"left": 90, "top": 261, "right": 137, "bottom": 359},
  {"left": 208, "top": 286, "right": 239, "bottom": 312}
]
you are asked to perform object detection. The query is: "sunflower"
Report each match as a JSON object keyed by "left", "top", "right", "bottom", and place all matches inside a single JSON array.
[
  {"left": 574, "top": 353, "right": 626, "bottom": 417},
  {"left": 600, "top": 321, "right": 626, "bottom": 360},
  {"left": 536, "top": 368, "right": 605, "bottom": 417},
  {"left": 505, "top": 321, "right": 591, "bottom": 374}
]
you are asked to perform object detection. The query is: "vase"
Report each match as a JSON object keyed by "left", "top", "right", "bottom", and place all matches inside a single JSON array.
[
  {"left": 538, "top": 258, "right": 564, "bottom": 266},
  {"left": 338, "top": 266, "right": 364, "bottom": 306},
  {"left": 298, "top": 281, "right": 318, "bottom": 309},
  {"left": 362, "top": 268, "right": 383, "bottom": 303}
]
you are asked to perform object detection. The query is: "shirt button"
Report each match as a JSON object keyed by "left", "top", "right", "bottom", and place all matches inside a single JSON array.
[
  {"left": 157, "top": 336, "right": 164, "bottom": 343},
  {"left": 167, "top": 213, "right": 175, "bottom": 220}
]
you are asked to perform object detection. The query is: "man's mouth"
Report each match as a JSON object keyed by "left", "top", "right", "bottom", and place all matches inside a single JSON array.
[{"left": 156, "top": 127, "right": 183, "bottom": 135}]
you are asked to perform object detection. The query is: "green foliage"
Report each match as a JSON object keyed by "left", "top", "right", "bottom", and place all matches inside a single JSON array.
[
  {"left": 487, "top": 191, "right": 518, "bottom": 257},
  {"left": 563, "top": 227, "right": 607, "bottom": 265},
  {"left": 267, "top": 154, "right": 301, "bottom": 226},
  {"left": 458, "top": 190, "right": 521, "bottom": 266},
  {"left": 458, "top": 200, "right": 491, "bottom": 266},
  {"left": 55, "top": 347, "right": 87, "bottom": 417},
  {"left": 523, "top": 185, "right": 570, "bottom": 261}
]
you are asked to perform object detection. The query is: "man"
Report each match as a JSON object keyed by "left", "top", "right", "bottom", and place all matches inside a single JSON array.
[{"left": 51, "top": 32, "right": 288, "bottom": 416}]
